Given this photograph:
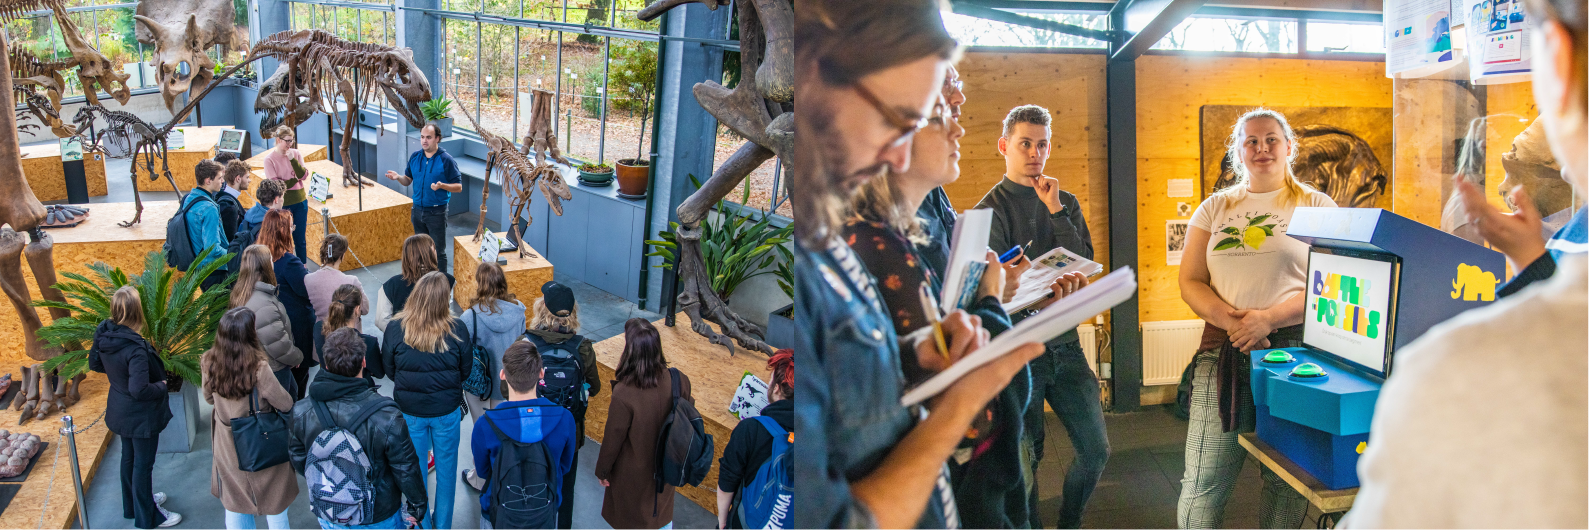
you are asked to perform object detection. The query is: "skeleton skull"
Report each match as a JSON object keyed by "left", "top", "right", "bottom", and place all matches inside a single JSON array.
[
  {"left": 134, "top": 0, "right": 234, "bottom": 112},
  {"left": 375, "top": 48, "right": 431, "bottom": 129},
  {"left": 254, "top": 62, "right": 318, "bottom": 138}
]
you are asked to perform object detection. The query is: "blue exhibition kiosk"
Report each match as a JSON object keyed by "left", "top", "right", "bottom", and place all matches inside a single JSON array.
[{"left": 1248, "top": 207, "right": 1506, "bottom": 489}]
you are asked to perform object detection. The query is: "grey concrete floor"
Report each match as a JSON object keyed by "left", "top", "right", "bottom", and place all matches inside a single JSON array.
[{"left": 66, "top": 152, "right": 709, "bottom": 529}]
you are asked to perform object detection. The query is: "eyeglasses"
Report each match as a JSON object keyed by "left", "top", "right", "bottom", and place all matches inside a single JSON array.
[
  {"left": 852, "top": 82, "right": 934, "bottom": 150},
  {"left": 944, "top": 77, "right": 964, "bottom": 94}
]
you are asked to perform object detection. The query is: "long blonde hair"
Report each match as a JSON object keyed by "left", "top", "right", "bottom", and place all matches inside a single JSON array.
[
  {"left": 847, "top": 172, "right": 926, "bottom": 243},
  {"left": 395, "top": 272, "right": 457, "bottom": 352},
  {"left": 111, "top": 285, "right": 144, "bottom": 333},
  {"left": 529, "top": 296, "right": 579, "bottom": 334},
  {"left": 1215, "top": 108, "right": 1313, "bottom": 208},
  {"left": 229, "top": 245, "right": 278, "bottom": 309}
]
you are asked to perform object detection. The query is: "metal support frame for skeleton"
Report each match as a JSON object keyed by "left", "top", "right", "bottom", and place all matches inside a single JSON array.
[
  {"left": 637, "top": 0, "right": 792, "bottom": 355},
  {"left": 460, "top": 88, "right": 572, "bottom": 260}
]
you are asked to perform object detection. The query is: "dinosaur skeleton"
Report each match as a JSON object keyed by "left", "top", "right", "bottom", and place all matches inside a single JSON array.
[
  {"left": 134, "top": 0, "right": 239, "bottom": 113},
  {"left": 73, "top": 105, "right": 184, "bottom": 227},
  {"left": 0, "top": 0, "right": 90, "bottom": 424},
  {"left": 12, "top": 83, "right": 55, "bottom": 136},
  {"left": 4, "top": 0, "right": 131, "bottom": 139},
  {"left": 636, "top": 0, "right": 793, "bottom": 355},
  {"left": 460, "top": 88, "right": 572, "bottom": 259}
]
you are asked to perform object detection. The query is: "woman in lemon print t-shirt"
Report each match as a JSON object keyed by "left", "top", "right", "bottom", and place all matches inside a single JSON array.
[{"left": 1175, "top": 109, "right": 1337, "bottom": 529}]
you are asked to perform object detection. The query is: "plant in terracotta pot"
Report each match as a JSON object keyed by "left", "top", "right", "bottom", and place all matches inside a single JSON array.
[
  {"left": 615, "top": 158, "right": 649, "bottom": 196},
  {"left": 578, "top": 161, "right": 615, "bottom": 185}
]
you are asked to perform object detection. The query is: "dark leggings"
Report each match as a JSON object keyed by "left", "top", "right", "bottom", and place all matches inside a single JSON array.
[
  {"left": 119, "top": 435, "right": 161, "bottom": 528},
  {"left": 286, "top": 200, "right": 308, "bottom": 263},
  {"left": 558, "top": 449, "right": 579, "bottom": 529}
]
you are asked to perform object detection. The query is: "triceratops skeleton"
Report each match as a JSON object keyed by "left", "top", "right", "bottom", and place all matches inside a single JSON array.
[
  {"left": 458, "top": 89, "right": 572, "bottom": 260},
  {"left": 134, "top": 0, "right": 239, "bottom": 113}
]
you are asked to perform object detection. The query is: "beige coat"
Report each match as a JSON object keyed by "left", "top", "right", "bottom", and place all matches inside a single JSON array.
[{"left": 203, "top": 353, "right": 299, "bottom": 516}]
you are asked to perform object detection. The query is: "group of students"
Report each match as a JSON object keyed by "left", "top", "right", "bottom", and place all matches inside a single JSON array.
[
  {"left": 795, "top": 0, "right": 1585, "bottom": 528},
  {"left": 86, "top": 121, "right": 799, "bottom": 530}
]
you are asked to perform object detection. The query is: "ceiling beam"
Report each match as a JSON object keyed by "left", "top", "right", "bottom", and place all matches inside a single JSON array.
[
  {"left": 1109, "top": 0, "right": 1207, "bottom": 60},
  {"left": 950, "top": 1, "right": 1122, "bottom": 42}
]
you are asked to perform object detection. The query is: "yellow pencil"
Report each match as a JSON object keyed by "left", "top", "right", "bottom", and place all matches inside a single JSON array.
[{"left": 918, "top": 283, "right": 949, "bottom": 361}]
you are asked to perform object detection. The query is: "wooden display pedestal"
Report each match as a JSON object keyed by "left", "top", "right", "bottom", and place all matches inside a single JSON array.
[
  {"left": 240, "top": 144, "right": 329, "bottom": 209},
  {"left": 131, "top": 125, "right": 232, "bottom": 193},
  {"left": 0, "top": 373, "right": 114, "bottom": 529},
  {"left": 588, "top": 318, "right": 773, "bottom": 514},
  {"left": 0, "top": 201, "right": 176, "bottom": 368},
  {"left": 21, "top": 143, "right": 107, "bottom": 202},
  {"left": 254, "top": 160, "right": 411, "bottom": 271},
  {"left": 452, "top": 234, "right": 554, "bottom": 317}
]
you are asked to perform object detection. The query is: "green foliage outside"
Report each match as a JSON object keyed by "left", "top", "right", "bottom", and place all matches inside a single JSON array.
[{"left": 35, "top": 248, "right": 233, "bottom": 385}]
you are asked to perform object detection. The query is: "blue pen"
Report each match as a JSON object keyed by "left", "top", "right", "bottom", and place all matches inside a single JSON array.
[{"left": 999, "top": 240, "right": 1033, "bottom": 263}]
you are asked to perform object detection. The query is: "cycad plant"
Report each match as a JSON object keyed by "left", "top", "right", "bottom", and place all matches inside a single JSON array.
[
  {"left": 34, "top": 247, "right": 233, "bottom": 388},
  {"left": 646, "top": 175, "right": 793, "bottom": 302}
]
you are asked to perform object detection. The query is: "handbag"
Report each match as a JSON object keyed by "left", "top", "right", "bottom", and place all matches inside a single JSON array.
[
  {"left": 462, "top": 310, "right": 494, "bottom": 400},
  {"left": 230, "top": 388, "right": 292, "bottom": 472}
]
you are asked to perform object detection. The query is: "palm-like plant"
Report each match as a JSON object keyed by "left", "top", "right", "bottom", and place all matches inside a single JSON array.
[
  {"left": 646, "top": 176, "right": 793, "bottom": 302},
  {"left": 34, "top": 247, "right": 233, "bottom": 388}
]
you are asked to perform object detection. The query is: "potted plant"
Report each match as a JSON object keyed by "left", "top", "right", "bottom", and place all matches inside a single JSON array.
[
  {"left": 578, "top": 161, "right": 614, "bottom": 186},
  {"left": 35, "top": 247, "right": 232, "bottom": 453},
  {"left": 420, "top": 98, "right": 454, "bottom": 137},
  {"left": 615, "top": 84, "right": 654, "bottom": 197},
  {"left": 645, "top": 175, "right": 793, "bottom": 305}
]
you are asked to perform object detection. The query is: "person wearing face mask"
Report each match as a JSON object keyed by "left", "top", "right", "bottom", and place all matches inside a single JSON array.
[
  {"left": 1339, "top": 0, "right": 1587, "bottom": 525},
  {"left": 1175, "top": 108, "right": 1337, "bottom": 529},
  {"left": 792, "top": 2, "right": 1048, "bottom": 528}
]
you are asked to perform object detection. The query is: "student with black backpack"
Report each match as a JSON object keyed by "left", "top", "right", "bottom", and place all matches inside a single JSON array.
[
  {"left": 168, "top": 159, "right": 231, "bottom": 292},
  {"left": 716, "top": 349, "right": 793, "bottom": 529},
  {"left": 290, "top": 328, "right": 427, "bottom": 530},
  {"left": 595, "top": 318, "right": 693, "bottom": 530},
  {"left": 470, "top": 340, "right": 577, "bottom": 529}
]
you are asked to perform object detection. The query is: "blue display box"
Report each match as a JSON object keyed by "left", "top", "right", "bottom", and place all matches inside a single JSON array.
[{"left": 1251, "top": 348, "right": 1382, "bottom": 490}]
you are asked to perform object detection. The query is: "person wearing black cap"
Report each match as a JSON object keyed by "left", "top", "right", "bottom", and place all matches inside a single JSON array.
[{"left": 521, "top": 280, "right": 601, "bottom": 530}]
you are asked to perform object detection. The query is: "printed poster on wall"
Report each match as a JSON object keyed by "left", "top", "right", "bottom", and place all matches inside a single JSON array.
[
  {"left": 1385, "top": 0, "right": 1459, "bottom": 76},
  {"left": 1166, "top": 220, "right": 1188, "bottom": 266},
  {"left": 1461, "top": 0, "right": 1531, "bottom": 83}
]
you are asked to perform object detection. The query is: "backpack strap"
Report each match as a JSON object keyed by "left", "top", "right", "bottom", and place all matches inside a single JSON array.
[
  {"left": 346, "top": 399, "right": 397, "bottom": 431},
  {"left": 669, "top": 367, "right": 681, "bottom": 401},
  {"left": 752, "top": 415, "right": 785, "bottom": 438}
]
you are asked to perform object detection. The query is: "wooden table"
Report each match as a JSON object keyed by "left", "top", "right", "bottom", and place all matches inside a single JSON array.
[
  {"left": 588, "top": 317, "right": 773, "bottom": 515},
  {"left": 0, "top": 373, "right": 114, "bottom": 529},
  {"left": 0, "top": 201, "right": 177, "bottom": 369},
  {"left": 452, "top": 233, "right": 554, "bottom": 316},
  {"left": 1238, "top": 433, "right": 1358, "bottom": 517},
  {"left": 256, "top": 160, "right": 413, "bottom": 271},
  {"left": 132, "top": 125, "right": 233, "bottom": 193},
  {"left": 238, "top": 144, "right": 329, "bottom": 209},
  {"left": 20, "top": 142, "right": 107, "bottom": 202}
]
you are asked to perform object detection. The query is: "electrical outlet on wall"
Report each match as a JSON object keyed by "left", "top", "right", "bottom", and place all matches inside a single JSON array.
[{"left": 1100, "top": 362, "right": 1112, "bottom": 379}]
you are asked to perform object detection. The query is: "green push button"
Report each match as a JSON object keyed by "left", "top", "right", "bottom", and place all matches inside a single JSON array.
[
  {"left": 1290, "top": 363, "right": 1327, "bottom": 378},
  {"left": 1260, "top": 351, "right": 1295, "bottom": 364}
]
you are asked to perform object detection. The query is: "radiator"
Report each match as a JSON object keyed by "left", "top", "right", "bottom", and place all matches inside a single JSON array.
[
  {"left": 1077, "top": 324, "right": 1099, "bottom": 371},
  {"left": 1142, "top": 320, "right": 1206, "bottom": 386}
]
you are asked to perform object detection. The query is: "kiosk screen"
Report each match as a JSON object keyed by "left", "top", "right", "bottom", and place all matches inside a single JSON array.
[{"left": 1304, "top": 248, "right": 1397, "bottom": 375}]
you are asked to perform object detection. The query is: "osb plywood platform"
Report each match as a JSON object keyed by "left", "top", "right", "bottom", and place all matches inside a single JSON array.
[
  {"left": 267, "top": 160, "right": 413, "bottom": 271},
  {"left": 452, "top": 234, "right": 553, "bottom": 316},
  {"left": 0, "top": 373, "right": 113, "bottom": 529},
  {"left": 20, "top": 143, "right": 108, "bottom": 202},
  {"left": 0, "top": 201, "right": 177, "bottom": 369},
  {"left": 237, "top": 144, "right": 329, "bottom": 210},
  {"left": 132, "top": 125, "right": 231, "bottom": 193},
  {"left": 588, "top": 317, "right": 773, "bottom": 514}
]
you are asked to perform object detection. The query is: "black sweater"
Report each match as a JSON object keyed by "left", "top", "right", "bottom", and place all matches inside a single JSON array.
[
  {"left": 718, "top": 398, "right": 793, "bottom": 528},
  {"left": 381, "top": 318, "right": 472, "bottom": 417},
  {"left": 975, "top": 176, "right": 1093, "bottom": 344}
]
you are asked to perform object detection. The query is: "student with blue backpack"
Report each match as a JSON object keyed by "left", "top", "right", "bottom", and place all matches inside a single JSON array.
[
  {"left": 290, "top": 328, "right": 427, "bottom": 530},
  {"left": 470, "top": 340, "right": 577, "bottom": 529},
  {"left": 716, "top": 349, "right": 794, "bottom": 529},
  {"left": 169, "top": 159, "right": 230, "bottom": 292}
]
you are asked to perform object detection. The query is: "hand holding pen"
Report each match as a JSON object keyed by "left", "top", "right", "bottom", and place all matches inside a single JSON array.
[{"left": 915, "top": 283, "right": 989, "bottom": 373}]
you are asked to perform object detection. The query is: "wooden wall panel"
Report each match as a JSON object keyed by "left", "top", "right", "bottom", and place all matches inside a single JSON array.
[
  {"left": 1135, "top": 55, "right": 1391, "bottom": 327},
  {"left": 1485, "top": 82, "right": 1539, "bottom": 209},
  {"left": 950, "top": 52, "right": 1110, "bottom": 268}
]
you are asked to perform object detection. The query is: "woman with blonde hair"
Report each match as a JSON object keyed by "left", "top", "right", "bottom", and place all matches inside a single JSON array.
[
  {"left": 232, "top": 244, "right": 305, "bottom": 399},
  {"left": 202, "top": 307, "right": 297, "bottom": 529},
  {"left": 1176, "top": 108, "right": 1336, "bottom": 528},
  {"left": 376, "top": 234, "right": 454, "bottom": 331},
  {"left": 91, "top": 286, "right": 180, "bottom": 528},
  {"left": 261, "top": 125, "right": 309, "bottom": 259},
  {"left": 380, "top": 271, "right": 472, "bottom": 529}
]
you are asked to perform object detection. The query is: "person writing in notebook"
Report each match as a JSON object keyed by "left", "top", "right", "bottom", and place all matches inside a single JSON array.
[{"left": 973, "top": 104, "right": 1103, "bottom": 528}]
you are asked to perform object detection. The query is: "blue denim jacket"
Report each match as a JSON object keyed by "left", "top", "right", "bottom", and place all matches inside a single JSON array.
[{"left": 793, "top": 239, "right": 954, "bottom": 529}]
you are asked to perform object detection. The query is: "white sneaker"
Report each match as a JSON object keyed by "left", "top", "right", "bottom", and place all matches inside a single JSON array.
[
  {"left": 153, "top": 492, "right": 166, "bottom": 506},
  {"left": 153, "top": 504, "right": 180, "bottom": 526}
]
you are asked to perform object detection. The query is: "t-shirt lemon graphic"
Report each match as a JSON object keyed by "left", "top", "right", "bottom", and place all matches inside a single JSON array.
[{"left": 1212, "top": 213, "right": 1279, "bottom": 251}]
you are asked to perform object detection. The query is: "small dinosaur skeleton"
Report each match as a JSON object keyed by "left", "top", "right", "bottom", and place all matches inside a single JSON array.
[
  {"left": 72, "top": 105, "right": 184, "bottom": 227},
  {"left": 12, "top": 83, "right": 56, "bottom": 136},
  {"left": 458, "top": 89, "right": 572, "bottom": 259}
]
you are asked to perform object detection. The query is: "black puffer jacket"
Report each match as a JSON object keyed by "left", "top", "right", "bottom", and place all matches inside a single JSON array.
[
  {"left": 380, "top": 318, "right": 471, "bottom": 418},
  {"left": 289, "top": 372, "right": 428, "bottom": 524},
  {"left": 89, "top": 320, "right": 173, "bottom": 439}
]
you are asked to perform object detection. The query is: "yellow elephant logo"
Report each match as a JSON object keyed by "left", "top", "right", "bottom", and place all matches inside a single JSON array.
[{"left": 1451, "top": 263, "right": 1501, "bottom": 302}]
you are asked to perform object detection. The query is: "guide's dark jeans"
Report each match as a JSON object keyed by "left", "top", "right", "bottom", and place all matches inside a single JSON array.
[
  {"left": 1026, "top": 339, "right": 1110, "bottom": 529},
  {"left": 412, "top": 205, "right": 449, "bottom": 273},
  {"left": 286, "top": 200, "right": 308, "bottom": 261}
]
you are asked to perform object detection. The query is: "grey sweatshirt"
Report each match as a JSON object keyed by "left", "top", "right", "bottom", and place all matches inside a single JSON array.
[{"left": 460, "top": 299, "right": 527, "bottom": 399}]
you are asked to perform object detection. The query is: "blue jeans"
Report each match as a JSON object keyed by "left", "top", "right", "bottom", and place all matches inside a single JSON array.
[
  {"left": 226, "top": 508, "right": 290, "bottom": 529},
  {"left": 1026, "top": 340, "right": 1110, "bottom": 529},
  {"left": 318, "top": 511, "right": 404, "bottom": 529},
  {"left": 285, "top": 200, "right": 308, "bottom": 262},
  {"left": 406, "top": 408, "right": 461, "bottom": 529}
]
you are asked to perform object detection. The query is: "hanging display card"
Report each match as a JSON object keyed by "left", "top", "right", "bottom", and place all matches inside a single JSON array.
[
  {"left": 308, "top": 172, "right": 331, "bottom": 203},
  {"left": 1386, "top": 0, "right": 1460, "bottom": 76},
  {"left": 728, "top": 372, "right": 771, "bottom": 419}
]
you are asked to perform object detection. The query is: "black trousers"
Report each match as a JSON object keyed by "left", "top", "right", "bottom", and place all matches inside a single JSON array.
[
  {"left": 119, "top": 435, "right": 161, "bottom": 529},
  {"left": 411, "top": 205, "right": 449, "bottom": 274},
  {"left": 558, "top": 449, "right": 579, "bottom": 529},
  {"left": 273, "top": 367, "right": 298, "bottom": 402}
]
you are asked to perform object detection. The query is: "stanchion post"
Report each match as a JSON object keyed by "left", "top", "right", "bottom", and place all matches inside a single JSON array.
[
  {"left": 60, "top": 416, "right": 88, "bottom": 530},
  {"left": 323, "top": 207, "right": 332, "bottom": 239}
]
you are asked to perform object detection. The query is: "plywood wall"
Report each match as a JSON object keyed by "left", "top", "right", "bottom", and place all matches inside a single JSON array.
[
  {"left": 1134, "top": 55, "right": 1392, "bottom": 323},
  {"left": 951, "top": 52, "right": 1111, "bottom": 268}
]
